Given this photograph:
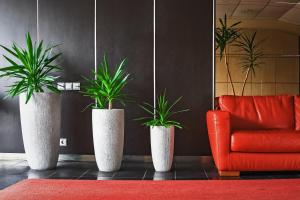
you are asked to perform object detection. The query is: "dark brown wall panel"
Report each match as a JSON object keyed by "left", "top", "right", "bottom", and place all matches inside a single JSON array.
[
  {"left": 0, "top": 0, "right": 37, "bottom": 153},
  {"left": 97, "top": 0, "right": 153, "bottom": 155},
  {"left": 0, "top": 0, "right": 213, "bottom": 156},
  {"left": 156, "top": 0, "right": 213, "bottom": 155},
  {"left": 39, "top": 0, "right": 95, "bottom": 154}
]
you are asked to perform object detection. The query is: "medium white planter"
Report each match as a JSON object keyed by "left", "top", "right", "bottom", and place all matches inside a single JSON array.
[
  {"left": 19, "top": 92, "right": 61, "bottom": 170},
  {"left": 153, "top": 171, "right": 174, "bottom": 180},
  {"left": 150, "top": 126, "right": 174, "bottom": 172},
  {"left": 92, "top": 109, "right": 124, "bottom": 172}
]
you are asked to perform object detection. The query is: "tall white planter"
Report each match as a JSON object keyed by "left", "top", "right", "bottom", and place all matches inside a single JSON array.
[
  {"left": 150, "top": 126, "right": 174, "bottom": 172},
  {"left": 92, "top": 109, "right": 124, "bottom": 172},
  {"left": 19, "top": 92, "right": 61, "bottom": 170}
]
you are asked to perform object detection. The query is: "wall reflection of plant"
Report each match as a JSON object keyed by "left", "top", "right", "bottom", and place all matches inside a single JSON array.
[
  {"left": 216, "top": 14, "right": 241, "bottom": 96},
  {"left": 235, "top": 32, "right": 263, "bottom": 96}
]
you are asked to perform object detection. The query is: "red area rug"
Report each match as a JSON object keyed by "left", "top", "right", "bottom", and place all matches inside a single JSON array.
[{"left": 1, "top": 179, "right": 300, "bottom": 200}]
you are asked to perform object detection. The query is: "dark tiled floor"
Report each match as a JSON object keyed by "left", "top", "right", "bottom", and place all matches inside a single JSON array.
[{"left": 1, "top": 156, "right": 300, "bottom": 190}]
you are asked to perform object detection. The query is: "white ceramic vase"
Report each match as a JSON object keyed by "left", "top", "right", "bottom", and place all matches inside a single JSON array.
[
  {"left": 150, "top": 126, "right": 175, "bottom": 172},
  {"left": 19, "top": 92, "right": 61, "bottom": 170},
  {"left": 92, "top": 109, "right": 124, "bottom": 172}
]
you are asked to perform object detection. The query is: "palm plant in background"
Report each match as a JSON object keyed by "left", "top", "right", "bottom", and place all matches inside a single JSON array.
[
  {"left": 216, "top": 14, "right": 241, "bottom": 96},
  {"left": 136, "top": 90, "right": 189, "bottom": 129},
  {"left": 235, "top": 32, "right": 263, "bottom": 96},
  {"left": 0, "top": 32, "right": 61, "bottom": 103},
  {"left": 82, "top": 54, "right": 130, "bottom": 109}
]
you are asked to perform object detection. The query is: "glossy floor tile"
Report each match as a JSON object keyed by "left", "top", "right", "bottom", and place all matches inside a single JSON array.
[{"left": 1, "top": 157, "right": 300, "bottom": 190}]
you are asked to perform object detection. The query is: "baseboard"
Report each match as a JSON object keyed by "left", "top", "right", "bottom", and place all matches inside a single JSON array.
[
  {"left": 0, "top": 153, "right": 27, "bottom": 160},
  {"left": 0, "top": 153, "right": 207, "bottom": 162}
]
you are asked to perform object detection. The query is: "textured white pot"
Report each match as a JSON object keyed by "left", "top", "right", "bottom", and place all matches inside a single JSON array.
[
  {"left": 150, "top": 126, "right": 174, "bottom": 172},
  {"left": 92, "top": 109, "right": 124, "bottom": 172},
  {"left": 19, "top": 92, "right": 61, "bottom": 170},
  {"left": 153, "top": 171, "right": 174, "bottom": 180}
]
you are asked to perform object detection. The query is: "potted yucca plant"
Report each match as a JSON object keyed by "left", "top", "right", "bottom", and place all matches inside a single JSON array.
[
  {"left": 82, "top": 54, "right": 130, "bottom": 172},
  {"left": 0, "top": 33, "right": 62, "bottom": 170},
  {"left": 136, "top": 90, "right": 188, "bottom": 172}
]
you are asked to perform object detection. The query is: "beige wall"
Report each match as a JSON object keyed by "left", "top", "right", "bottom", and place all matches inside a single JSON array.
[{"left": 216, "top": 29, "right": 299, "bottom": 97}]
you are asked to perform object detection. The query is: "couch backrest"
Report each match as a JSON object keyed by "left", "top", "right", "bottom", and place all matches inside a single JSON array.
[
  {"left": 294, "top": 96, "right": 300, "bottom": 130},
  {"left": 219, "top": 95, "right": 295, "bottom": 130}
]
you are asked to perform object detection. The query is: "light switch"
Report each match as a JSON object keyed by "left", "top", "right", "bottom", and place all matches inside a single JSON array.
[
  {"left": 57, "top": 82, "right": 65, "bottom": 90},
  {"left": 65, "top": 83, "right": 73, "bottom": 90},
  {"left": 73, "top": 82, "right": 80, "bottom": 90}
]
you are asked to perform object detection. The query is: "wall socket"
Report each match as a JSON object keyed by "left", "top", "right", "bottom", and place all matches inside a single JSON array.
[
  {"left": 60, "top": 138, "right": 67, "bottom": 146},
  {"left": 57, "top": 82, "right": 80, "bottom": 91}
]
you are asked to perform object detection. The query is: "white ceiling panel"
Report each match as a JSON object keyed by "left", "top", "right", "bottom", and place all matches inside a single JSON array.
[
  {"left": 216, "top": 0, "right": 240, "bottom": 5},
  {"left": 257, "top": 5, "right": 294, "bottom": 19},
  {"left": 240, "top": 0, "right": 269, "bottom": 5},
  {"left": 216, "top": 0, "right": 300, "bottom": 26},
  {"left": 232, "top": 4, "right": 267, "bottom": 18},
  {"left": 269, "top": 0, "right": 299, "bottom": 7},
  {"left": 279, "top": 7, "right": 300, "bottom": 25},
  {"left": 216, "top": 5, "right": 237, "bottom": 17},
  {"left": 274, "top": 0, "right": 300, "bottom": 6}
]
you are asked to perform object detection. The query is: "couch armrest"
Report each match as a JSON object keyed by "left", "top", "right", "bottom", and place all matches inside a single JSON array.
[{"left": 206, "top": 110, "right": 231, "bottom": 170}]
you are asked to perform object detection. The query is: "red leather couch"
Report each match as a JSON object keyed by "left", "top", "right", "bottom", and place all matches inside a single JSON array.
[{"left": 207, "top": 95, "right": 300, "bottom": 176}]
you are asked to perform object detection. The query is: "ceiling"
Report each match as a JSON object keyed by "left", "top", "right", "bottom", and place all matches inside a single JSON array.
[{"left": 216, "top": 0, "right": 300, "bottom": 25}]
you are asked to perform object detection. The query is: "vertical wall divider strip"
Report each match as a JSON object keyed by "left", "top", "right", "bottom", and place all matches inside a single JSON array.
[
  {"left": 94, "top": 0, "right": 97, "bottom": 106},
  {"left": 37, "top": 0, "right": 39, "bottom": 41},
  {"left": 153, "top": 0, "right": 156, "bottom": 116}
]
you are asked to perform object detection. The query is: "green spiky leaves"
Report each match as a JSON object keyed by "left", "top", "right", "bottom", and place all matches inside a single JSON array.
[
  {"left": 82, "top": 54, "right": 130, "bottom": 110},
  {"left": 235, "top": 32, "right": 264, "bottom": 96},
  {"left": 216, "top": 14, "right": 241, "bottom": 60},
  {"left": 136, "top": 90, "right": 189, "bottom": 129},
  {"left": 0, "top": 32, "right": 62, "bottom": 103},
  {"left": 235, "top": 32, "right": 264, "bottom": 75}
]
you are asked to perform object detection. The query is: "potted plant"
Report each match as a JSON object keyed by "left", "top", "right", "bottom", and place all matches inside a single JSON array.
[
  {"left": 82, "top": 54, "right": 130, "bottom": 172},
  {"left": 0, "top": 33, "right": 62, "bottom": 170},
  {"left": 136, "top": 90, "right": 188, "bottom": 172}
]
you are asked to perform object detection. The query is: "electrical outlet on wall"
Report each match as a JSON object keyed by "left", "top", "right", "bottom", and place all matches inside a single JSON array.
[
  {"left": 57, "top": 82, "right": 65, "bottom": 90},
  {"left": 65, "top": 83, "right": 73, "bottom": 90},
  {"left": 73, "top": 82, "right": 80, "bottom": 90},
  {"left": 60, "top": 138, "right": 67, "bottom": 146},
  {"left": 56, "top": 82, "right": 81, "bottom": 91}
]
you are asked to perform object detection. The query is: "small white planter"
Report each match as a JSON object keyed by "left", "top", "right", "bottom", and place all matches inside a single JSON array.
[
  {"left": 150, "top": 126, "right": 174, "bottom": 172},
  {"left": 19, "top": 92, "right": 61, "bottom": 170},
  {"left": 92, "top": 109, "right": 124, "bottom": 172}
]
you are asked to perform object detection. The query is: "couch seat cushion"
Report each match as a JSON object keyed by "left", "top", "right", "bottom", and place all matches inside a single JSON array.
[{"left": 231, "top": 130, "right": 300, "bottom": 153}]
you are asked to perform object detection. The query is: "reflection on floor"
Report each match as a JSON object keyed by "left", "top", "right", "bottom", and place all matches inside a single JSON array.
[{"left": 1, "top": 156, "right": 300, "bottom": 190}]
